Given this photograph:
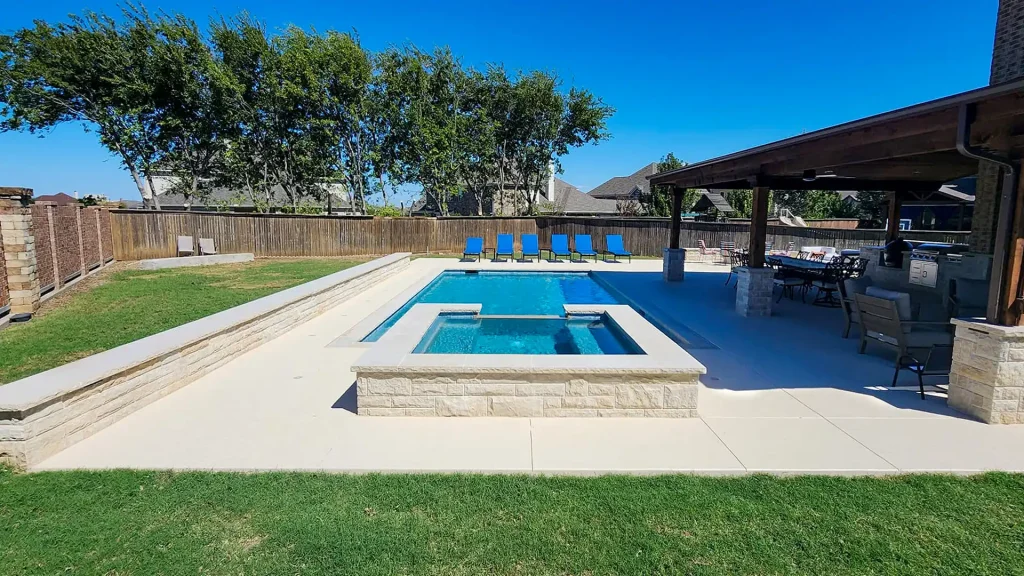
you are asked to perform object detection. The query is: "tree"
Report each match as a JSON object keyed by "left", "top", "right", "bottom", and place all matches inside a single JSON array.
[
  {"left": 211, "top": 16, "right": 335, "bottom": 212},
  {"left": 1, "top": 7, "right": 166, "bottom": 208},
  {"left": 642, "top": 152, "right": 700, "bottom": 216},
  {"left": 507, "top": 72, "right": 612, "bottom": 215},
  {"left": 149, "top": 12, "right": 233, "bottom": 209}
]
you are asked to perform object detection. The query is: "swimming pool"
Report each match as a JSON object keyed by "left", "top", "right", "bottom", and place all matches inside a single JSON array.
[
  {"left": 362, "top": 271, "right": 620, "bottom": 342},
  {"left": 413, "top": 314, "right": 643, "bottom": 355}
]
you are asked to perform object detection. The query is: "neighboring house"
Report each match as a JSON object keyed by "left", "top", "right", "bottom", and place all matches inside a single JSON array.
[
  {"left": 586, "top": 162, "right": 659, "bottom": 202},
  {"left": 146, "top": 174, "right": 355, "bottom": 214},
  {"left": 411, "top": 174, "right": 619, "bottom": 217},
  {"left": 33, "top": 193, "right": 79, "bottom": 205}
]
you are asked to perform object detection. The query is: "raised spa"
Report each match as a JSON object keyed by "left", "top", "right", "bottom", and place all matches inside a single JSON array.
[{"left": 412, "top": 314, "right": 643, "bottom": 355}]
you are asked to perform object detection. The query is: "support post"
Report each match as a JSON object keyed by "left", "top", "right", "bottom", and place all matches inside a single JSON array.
[
  {"left": 996, "top": 168, "right": 1024, "bottom": 326},
  {"left": 747, "top": 186, "right": 770, "bottom": 268},
  {"left": 663, "top": 187, "right": 686, "bottom": 282},
  {"left": 885, "top": 192, "right": 902, "bottom": 243},
  {"left": 669, "top": 187, "right": 683, "bottom": 249}
]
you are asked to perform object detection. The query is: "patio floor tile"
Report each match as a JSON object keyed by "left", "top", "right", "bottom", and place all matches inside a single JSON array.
[
  {"left": 697, "top": 387, "right": 818, "bottom": 418},
  {"left": 702, "top": 417, "right": 897, "bottom": 473},
  {"left": 530, "top": 418, "right": 744, "bottom": 473},
  {"left": 829, "top": 418, "right": 1024, "bottom": 472}
]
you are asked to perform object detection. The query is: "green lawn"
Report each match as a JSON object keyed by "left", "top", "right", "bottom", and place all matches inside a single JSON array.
[
  {"left": 0, "top": 258, "right": 368, "bottom": 384},
  {"left": 1, "top": 469, "right": 1023, "bottom": 575}
]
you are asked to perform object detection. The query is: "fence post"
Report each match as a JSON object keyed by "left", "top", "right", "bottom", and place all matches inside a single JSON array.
[
  {"left": 46, "top": 204, "right": 61, "bottom": 289},
  {"left": 95, "top": 208, "right": 104, "bottom": 267},
  {"left": 75, "top": 206, "right": 86, "bottom": 276},
  {"left": 0, "top": 187, "right": 40, "bottom": 318}
]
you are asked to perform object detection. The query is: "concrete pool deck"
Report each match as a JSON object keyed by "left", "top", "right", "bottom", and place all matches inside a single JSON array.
[{"left": 33, "top": 257, "right": 1024, "bottom": 475}]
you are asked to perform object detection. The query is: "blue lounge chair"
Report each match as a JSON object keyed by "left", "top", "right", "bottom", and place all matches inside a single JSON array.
[
  {"left": 494, "top": 234, "right": 514, "bottom": 261},
  {"left": 573, "top": 234, "right": 597, "bottom": 262},
  {"left": 463, "top": 237, "right": 485, "bottom": 261},
  {"left": 521, "top": 234, "right": 539, "bottom": 261},
  {"left": 603, "top": 234, "right": 632, "bottom": 263},
  {"left": 548, "top": 234, "right": 571, "bottom": 261}
]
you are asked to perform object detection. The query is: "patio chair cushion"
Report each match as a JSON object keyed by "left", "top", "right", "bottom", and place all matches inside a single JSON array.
[
  {"left": 521, "top": 234, "right": 539, "bottom": 256},
  {"left": 495, "top": 234, "right": 514, "bottom": 255},
  {"left": 550, "top": 235, "right": 570, "bottom": 256},
  {"left": 464, "top": 237, "right": 483, "bottom": 255},
  {"left": 866, "top": 286, "right": 912, "bottom": 321}
]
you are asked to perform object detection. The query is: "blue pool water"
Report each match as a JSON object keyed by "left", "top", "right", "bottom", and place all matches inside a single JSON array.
[
  {"left": 414, "top": 314, "right": 642, "bottom": 355},
  {"left": 362, "top": 271, "right": 620, "bottom": 342}
]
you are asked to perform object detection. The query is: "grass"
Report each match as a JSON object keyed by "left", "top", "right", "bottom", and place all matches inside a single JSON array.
[
  {"left": 0, "top": 258, "right": 368, "bottom": 384},
  {"left": 1, "top": 469, "right": 1023, "bottom": 575}
]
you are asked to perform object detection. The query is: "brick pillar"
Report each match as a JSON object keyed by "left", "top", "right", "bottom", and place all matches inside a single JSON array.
[
  {"left": 970, "top": 0, "right": 1024, "bottom": 253},
  {"left": 0, "top": 187, "right": 40, "bottom": 317},
  {"left": 948, "top": 319, "right": 1024, "bottom": 424},
  {"left": 735, "top": 267, "right": 774, "bottom": 317}
]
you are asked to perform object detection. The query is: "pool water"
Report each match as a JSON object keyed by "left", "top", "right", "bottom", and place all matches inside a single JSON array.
[
  {"left": 363, "top": 271, "right": 620, "bottom": 342},
  {"left": 414, "top": 314, "right": 643, "bottom": 355}
]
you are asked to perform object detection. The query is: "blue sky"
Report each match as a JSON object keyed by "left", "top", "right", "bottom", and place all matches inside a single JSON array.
[{"left": 0, "top": 0, "right": 999, "bottom": 203}]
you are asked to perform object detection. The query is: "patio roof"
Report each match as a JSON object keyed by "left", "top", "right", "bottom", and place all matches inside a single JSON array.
[{"left": 648, "top": 79, "right": 1024, "bottom": 192}]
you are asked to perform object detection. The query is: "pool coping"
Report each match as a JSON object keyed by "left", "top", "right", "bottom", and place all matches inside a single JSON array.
[{"left": 352, "top": 303, "right": 707, "bottom": 375}]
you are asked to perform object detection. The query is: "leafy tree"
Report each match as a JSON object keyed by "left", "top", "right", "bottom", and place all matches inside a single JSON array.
[
  {"left": 642, "top": 152, "right": 700, "bottom": 217},
  {"left": 149, "top": 12, "right": 233, "bottom": 209},
  {"left": 1, "top": 7, "right": 165, "bottom": 208}
]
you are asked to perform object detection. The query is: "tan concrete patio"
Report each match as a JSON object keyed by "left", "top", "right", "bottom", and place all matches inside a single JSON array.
[{"left": 34, "top": 257, "right": 1024, "bottom": 474}]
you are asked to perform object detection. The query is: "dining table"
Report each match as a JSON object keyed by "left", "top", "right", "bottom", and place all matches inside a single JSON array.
[{"left": 770, "top": 255, "right": 828, "bottom": 272}]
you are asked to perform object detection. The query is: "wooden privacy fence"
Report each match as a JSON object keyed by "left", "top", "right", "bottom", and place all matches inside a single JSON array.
[
  {"left": 30, "top": 205, "right": 114, "bottom": 296},
  {"left": 110, "top": 210, "right": 971, "bottom": 260}
]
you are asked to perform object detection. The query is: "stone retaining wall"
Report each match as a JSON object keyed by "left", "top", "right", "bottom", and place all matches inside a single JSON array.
[
  {"left": 357, "top": 373, "right": 700, "bottom": 418},
  {"left": 0, "top": 253, "right": 410, "bottom": 468}
]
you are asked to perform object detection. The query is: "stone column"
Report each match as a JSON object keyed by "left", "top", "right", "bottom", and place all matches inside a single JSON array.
[
  {"left": 948, "top": 319, "right": 1024, "bottom": 424},
  {"left": 663, "top": 248, "right": 685, "bottom": 281},
  {"left": 735, "top": 266, "right": 774, "bottom": 317},
  {"left": 0, "top": 187, "right": 40, "bottom": 317}
]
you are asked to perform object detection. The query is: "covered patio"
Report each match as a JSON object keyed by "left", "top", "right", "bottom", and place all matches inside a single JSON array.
[{"left": 653, "top": 78, "right": 1024, "bottom": 424}]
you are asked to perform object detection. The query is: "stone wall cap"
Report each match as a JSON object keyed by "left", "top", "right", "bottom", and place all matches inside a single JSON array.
[
  {"left": 0, "top": 252, "right": 410, "bottom": 413},
  {"left": 353, "top": 302, "right": 707, "bottom": 376},
  {"left": 952, "top": 317, "right": 1024, "bottom": 337}
]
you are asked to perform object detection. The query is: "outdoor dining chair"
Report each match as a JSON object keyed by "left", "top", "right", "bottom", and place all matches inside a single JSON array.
[
  {"left": 768, "top": 256, "right": 806, "bottom": 302},
  {"left": 494, "top": 234, "right": 514, "bottom": 261},
  {"left": 520, "top": 234, "right": 540, "bottom": 262},
  {"left": 720, "top": 241, "right": 736, "bottom": 265}
]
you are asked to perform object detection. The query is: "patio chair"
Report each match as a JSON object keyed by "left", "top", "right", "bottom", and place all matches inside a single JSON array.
[
  {"left": 768, "top": 256, "right": 806, "bottom": 303},
  {"left": 199, "top": 238, "right": 218, "bottom": 256},
  {"left": 764, "top": 241, "right": 774, "bottom": 253},
  {"left": 720, "top": 241, "right": 736, "bottom": 265},
  {"left": 948, "top": 277, "right": 988, "bottom": 319},
  {"left": 855, "top": 293, "right": 954, "bottom": 398},
  {"left": 725, "top": 250, "right": 749, "bottom": 286},
  {"left": 494, "top": 233, "right": 514, "bottom": 261},
  {"left": 462, "top": 237, "right": 485, "bottom": 261},
  {"left": 603, "top": 234, "right": 632, "bottom": 263},
  {"left": 520, "top": 234, "right": 540, "bottom": 262},
  {"left": 839, "top": 274, "right": 873, "bottom": 338},
  {"left": 548, "top": 234, "right": 572, "bottom": 261},
  {"left": 573, "top": 234, "right": 598, "bottom": 262},
  {"left": 177, "top": 235, "right": 195, "bottom": 257},
  {"left": 811, "top": 259, "right": 845, "bottom": 307},
  {"left": 698, "top": 239, "right": 715, "bottom": 256}
]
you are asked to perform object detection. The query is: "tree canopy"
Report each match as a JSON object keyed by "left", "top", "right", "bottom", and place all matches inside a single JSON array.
[{"left": 0, "top": 6, "right": 613, "bottom": 213}]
